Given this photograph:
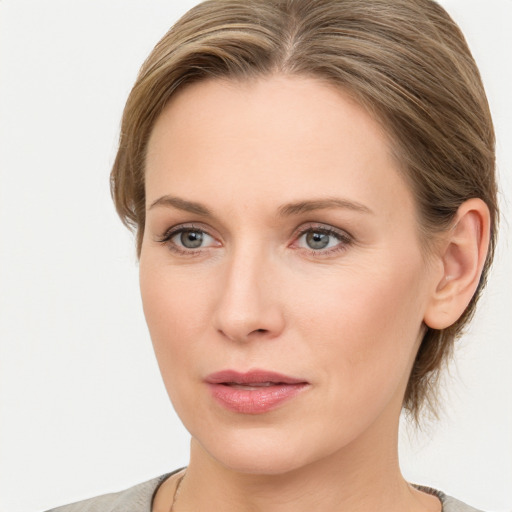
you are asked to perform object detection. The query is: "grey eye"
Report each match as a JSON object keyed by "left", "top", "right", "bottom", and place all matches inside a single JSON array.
[
  {"left": 179, "top": 230, "right": 204, "bottom": 248},
  {"left": 305, "top": 231, "right": 330, "bottom": 250}
]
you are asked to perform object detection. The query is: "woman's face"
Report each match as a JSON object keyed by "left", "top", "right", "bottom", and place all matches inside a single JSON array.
[{"left": 140, "top": 76, "right": 438, "bottom": 474}]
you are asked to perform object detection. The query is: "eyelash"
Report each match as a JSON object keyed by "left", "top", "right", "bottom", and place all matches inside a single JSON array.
[
  {"left": 156, "top": 224, "right": 213, "bottom": 257},
  {"left": 293, "top": 225, "right": 353, "bottom": 256},
  {"left": 156, "top": 223, "right": 353, "bottom": 257}
]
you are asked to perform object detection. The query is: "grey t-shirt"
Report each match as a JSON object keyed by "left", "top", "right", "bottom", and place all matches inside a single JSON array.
[{"left": 46, "top": 473, "right": 484, "bottom": 512}]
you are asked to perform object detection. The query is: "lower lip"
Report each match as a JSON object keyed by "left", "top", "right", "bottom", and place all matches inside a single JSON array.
[{"left": 207, "top": 382, "right": 308, "bottom": 414}]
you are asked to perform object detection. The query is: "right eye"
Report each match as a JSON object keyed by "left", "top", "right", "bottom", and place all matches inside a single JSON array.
[
  {"left": 157, "top": 226, "right": 220, "bottom": 254},
  {"left": 174, "top": 229, "right": 208, "bottom": 249}
]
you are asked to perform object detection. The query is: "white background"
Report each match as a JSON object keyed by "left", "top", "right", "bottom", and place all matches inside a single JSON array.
[{"left": 0, "top": 1, "right": 510, "bottom": 511}]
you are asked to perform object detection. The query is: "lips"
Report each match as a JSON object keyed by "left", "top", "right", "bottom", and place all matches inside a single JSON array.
[{"left": 205, "top": 370, "right": 309, "bottom": 414}]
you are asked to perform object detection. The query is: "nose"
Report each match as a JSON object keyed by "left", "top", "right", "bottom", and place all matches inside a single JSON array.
[{"left": 213, "top": 245, "right": 285, "bottom": 343}]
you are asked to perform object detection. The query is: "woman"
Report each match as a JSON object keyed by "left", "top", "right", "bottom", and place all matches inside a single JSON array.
[{"left": 9, "top": 0, "right": 504, "bottom": 510}]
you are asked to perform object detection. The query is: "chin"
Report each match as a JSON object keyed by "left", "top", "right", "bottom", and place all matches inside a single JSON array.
[
  {"left": 204, "top": 442, "right": 310, "bottom": 475},
  {"left": 190, "top": 422, "right": 346, "bottom": 477}
]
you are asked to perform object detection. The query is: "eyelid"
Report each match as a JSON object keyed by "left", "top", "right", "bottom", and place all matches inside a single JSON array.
[
  {"left": 292, "top": 222, "right": 352, "bottom": 239},
  {"left": 156, "top": 221, "right": 214, "bottom": 239}
]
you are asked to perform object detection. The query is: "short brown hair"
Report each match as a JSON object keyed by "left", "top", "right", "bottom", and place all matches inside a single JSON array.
[{"left": 110, "top": 0, "right": 498, "bottom": 419}]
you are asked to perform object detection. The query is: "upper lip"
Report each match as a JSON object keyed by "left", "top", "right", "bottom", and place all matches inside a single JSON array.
[{"left": 205, "top": 369, "right": 307, "bottom": 385}]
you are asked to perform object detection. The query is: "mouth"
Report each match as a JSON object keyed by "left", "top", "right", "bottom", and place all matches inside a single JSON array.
[{"left": 205, "top": 369, "right": 309, "bottom": 414}]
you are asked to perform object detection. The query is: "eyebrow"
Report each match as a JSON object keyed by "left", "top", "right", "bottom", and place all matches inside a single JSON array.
[
  {"left": 148, "top": 195, "right": 212, "bottom": 216},
  {"left": 277, "top": 198, "right": 373, "bottom": 217},
  {"left": 148, "top": 195, "right": 373, "bottom": 217}
]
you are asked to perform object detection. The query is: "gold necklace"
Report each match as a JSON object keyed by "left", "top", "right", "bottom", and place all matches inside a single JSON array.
[{"left": 169, "top": 471, "right": 186, "bottom": 512}]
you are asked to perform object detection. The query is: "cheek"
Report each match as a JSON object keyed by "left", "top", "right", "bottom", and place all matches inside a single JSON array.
[
  {"left": 139, "top": 245, "right": 219, "bottom": 332},
  {"left": 139, "top": 259, "right": 210, "bottom": 380},
  {"left": 296, "top": 255, "right": 428, "bottom": 409}
]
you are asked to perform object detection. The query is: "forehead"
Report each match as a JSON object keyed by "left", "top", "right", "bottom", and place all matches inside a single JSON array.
[
  {"left": 148, "top": 75, "right": 391, "bottom": 157},
  {"left": 145, "top": 75, "right": 413, "bottom": 218}
]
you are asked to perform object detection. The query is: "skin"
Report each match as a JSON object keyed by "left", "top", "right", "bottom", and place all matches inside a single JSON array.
[{"left": 141, "top": 75, "right": 488, "bottom": 512}]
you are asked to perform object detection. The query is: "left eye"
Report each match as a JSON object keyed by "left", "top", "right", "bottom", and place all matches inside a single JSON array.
[{"left": 296, "top": 228, "right": 348, "bottom": 251}]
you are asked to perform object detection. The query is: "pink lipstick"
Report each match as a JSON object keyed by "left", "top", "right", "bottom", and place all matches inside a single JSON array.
[{"left": 205, "top": 370, "right": 308, "bottom": 414}]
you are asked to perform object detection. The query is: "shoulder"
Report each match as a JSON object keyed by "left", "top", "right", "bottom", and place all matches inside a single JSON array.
[
  {"left": 415, "top": 485, "right": 485, "bottom": 512},
  {"left": 45, "top": 473, "right": 175, "bottom": 512}
]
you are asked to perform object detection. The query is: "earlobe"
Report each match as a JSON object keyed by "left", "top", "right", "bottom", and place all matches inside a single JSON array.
[{"left": 423, "top": 198, "right": 490, "bottom": 330}]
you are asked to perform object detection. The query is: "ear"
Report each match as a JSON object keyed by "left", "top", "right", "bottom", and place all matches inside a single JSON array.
[{"left": 423, "top": 198, "right": 491, "bottom": 330}]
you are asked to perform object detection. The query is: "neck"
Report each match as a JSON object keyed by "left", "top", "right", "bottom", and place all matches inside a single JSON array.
[{"left": 172, "top": 412, "right": 438, "bottom": 512}]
